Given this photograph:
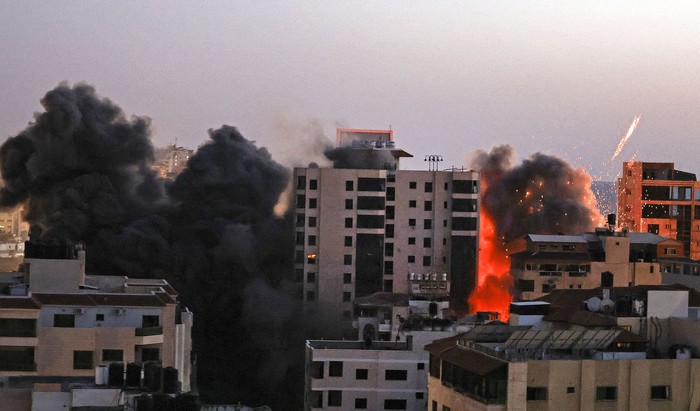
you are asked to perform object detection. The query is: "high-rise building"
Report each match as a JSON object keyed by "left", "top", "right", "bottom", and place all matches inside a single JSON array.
[
  {"left": 293, "top": 129, "right": 479, "bottom": 322},
  {"left": 617, "top": 161, "right": 700, "bottom": 259}
]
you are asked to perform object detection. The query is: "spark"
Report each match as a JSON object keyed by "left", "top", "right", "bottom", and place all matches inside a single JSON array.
[{"left": 611, "top": 114, "right": 641, "bottom": 161}]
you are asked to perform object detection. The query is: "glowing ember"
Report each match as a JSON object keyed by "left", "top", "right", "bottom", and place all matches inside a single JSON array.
[{"left": 611, "top": 114, "right": 641, "bottom": 161}]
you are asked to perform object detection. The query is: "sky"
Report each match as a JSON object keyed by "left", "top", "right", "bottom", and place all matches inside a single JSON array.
[{"left": 2, "top": 1, "right": 700, "bottom": 181}]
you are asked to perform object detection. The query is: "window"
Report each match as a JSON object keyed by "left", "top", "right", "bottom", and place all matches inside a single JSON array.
[
  {"left": 386, "top": 206, "right": 395, "bottom": 220},
  {"left": 452, "top": 217, "right": 476, "bottom": 230},
  {"left": 295, "top": 269, "right": 303, "bottom": 282},
  {"left": 651, "top": 386, "right": 670, "bottom": 400},
  {"left": 417, "top": 363, "right": 425, "bottom": 370},
  {"left": 408, "top": 255, "right": 415, "bottom": 263},
  {"left": 343, "top": 273, "right": 352, "bottom": 284},
  {"left": 296, "top": 176, "right": 306, "bottom": 189},
  {"left": 96, "top": 314, "right": 104, "bottom": 322},
  {"left": 432, "top": 401, "right": 438, "bottom": 411},
  {"left": 386, "top": 224, "right": 394, "bottom": 238},
  {"left": 424, "top": 201, "right": 432, "bottom": 211},
  {"left": 357, "top": 215, "right": 384, "bottom": 228},
  {"left": 307, "top": 254, "right": 317, "bottom": 264},
  {"left": 648, "top": 224, "right": 659, "bottom": 234},
  {"left": 296, "top": 194, "right": 305, "bottom": 208},
  {"left": 295, "top": 232, "right": 304, "bottom": 245},
  {"left": 142, "top": 315, "right": 160, "bottom": 328},
  {"left": 423, "top": 256, "right": 431, "bottom": 266},
  {"left": 409, "top": 218, "right": 416, "bottom": 226},
  {"left": 424, "top": 219, "right": 432, "bottom": 229},
  {"left": 308, "top": 235, "right": 317, "bottom": 246},
  {"left": 345, "top": 218, "right": 353, "bottom": 228},
  {"left": 409, "top": 181, "right": 417, "bottom": 189},
  {"left": 425, "top": 182, "right": 433, "bottom": 192},
  {"left": 307, "top": 272, "right": 316, "bottom": 283},
  {"left": 409, "top": 200, "right": 417, "bottom": 208},
  {"left": 343, "top": 292, "right": 352, "bottom": 302},
  {"left": 345, "top": 236, "right": 352, "bottom": 246},
  {"left": 385, "top": 369, "right": 408, "bottom": 380},
  {"left": 526, "top": 387, "right": 548, "bottom": 401},
  {"left": 384, "top": 399, "right": 407, "bottom": 410},
  {"left": 442, "top": 407, "right": 451, "bottom": 411},
  {"left": 53, "top": 314, "right": 75, "bottom": 328},
  {"left": 416, "top": 392, "right": 424, "bottom": 399},
  {"left": 423, "top": 238, "right": 432, "bottom": 248},
  {"left": 387, "top": 187, "right": 395, "bottom": 201},
  {"left": 309, "top": 198, "right": 317, "bottom": 208},
  {"left": 408, "top": 237, "right": 416, "bottom": 245},
  {"left": 355, "top": 398, "right": 368, "bottom": 409},
  {"left": 141, "top": 348, "right": 160, "bottom": 362},
  {"left": 384, "top": 261, "right": 393, "bottom": 274},
  {"left": 452, "top": 198, "right": 477, "bottom": 212},
  {"left": 567, "top": 387, "right": 575, "bottom": 394},
  {"left": 328, "top": 390, "right": 342, "bottom": 407},
  {"left": 356, "top": 368, "right": 368, "bottom": 380},
  {"left": 306, "top": 291, "right": 315, "bottom": 301},
  {"left": 344, "top": 255, "right": 352, "bottom": 265},
  {"left": 357, "top": 196, "right": 385, "bottom": 210},
  {"left": 296, "top": 213, "right": 305, "bottom": 227},
  {"left": 329, "top": 361, "right": 343, "bottom": 377},
  {"left": 358, "top": 178, "right": 385, "bottom": 192},
  {"left": 596, "top": 386, "right": 617, "bottom": 401},
  {"left": 452, "top": 180, "right": 478, "bottom": 194},
  {"left": 308, "top": 216, "right": 317, "bottom": 227},
  {"left": 346, "top": 181, "right": 354, "bottom": 191},
  {"left": 102, "top": 349, "right": 123, "bottom": 362},
  {"left": 345, "top": 199, "right": 353, "bottom": 209},
  {"left": 309, "top": 179, "right": 317, "bottom": 190},
  {"left": 385, "top": 242, "right": 394, "bottom": 256},
  {"left": 0, "top": 319, "right": 36, "bottom": 337},
  {"left": 73, "top": 351, "right": 93, "bottom": 370}
]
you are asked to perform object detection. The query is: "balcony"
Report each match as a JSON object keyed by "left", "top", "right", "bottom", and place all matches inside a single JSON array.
[
  {"left": 135, "top": 326, "right": 163, "bottom": 337},
  {"left": 134, "top": 326, "right": 164, "bottom": 345}
]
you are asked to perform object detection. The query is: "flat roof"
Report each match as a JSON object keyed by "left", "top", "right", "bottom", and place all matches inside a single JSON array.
[{"left": 527, "top": 234, "right": 587, "bottom": 243}]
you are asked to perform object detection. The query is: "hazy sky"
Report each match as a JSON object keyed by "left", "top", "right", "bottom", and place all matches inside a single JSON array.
[{"left": 2, "top": 1, "right": 700, "bottom": 180}]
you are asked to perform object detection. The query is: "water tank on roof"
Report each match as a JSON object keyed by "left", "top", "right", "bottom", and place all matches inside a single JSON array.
[
  {"left": 600, "top": 298, "right": 615, "bottom": 314},
  {"left": 126, "top": 362, "right": 142, "bottom": 387},
  {"left": 586, "top": 297, "right": 602, "bottom": 312},
  {"left": 135, "top": 395, "right": 153, "bottom": 411},
  {"left": 144, "top": 361, "right": 162, "bottom": 392},
  {"left": 152, "top": 393, "right": 174, "bottom": 411},
  {"left": 108, "top": 362, "right": 124, "bottom": 387},
  {"left": 162, "top": 366, "right": 179, "bottom": 394},
  {"left": 95, "top": 366, "right": 108, "bottom": 385},
  {"left": 175, "top": 393, "right": 200, "bottom": 411}
]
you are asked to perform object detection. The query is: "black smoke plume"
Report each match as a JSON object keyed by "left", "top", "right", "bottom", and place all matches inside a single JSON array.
[
  {"left": 0, "top": 83, "right": 304, "bottom": 409},
  {"left": 470, "top": 144, "right": 603, "bottom": 242}
]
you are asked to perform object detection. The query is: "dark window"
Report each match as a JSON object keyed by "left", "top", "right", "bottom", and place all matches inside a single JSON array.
[
  {"left": 432, "top": 401, "right": 438, "bottom": 411},
  {"left": 416, "top": 392, "right": 424, "bottom": 399},
  {"left": 423, "top": 238, "right": 432, "bottom": 248},
  {"left": 387, "top": 187, "right": 395, "bottom": 201},
  {"left": 309, "top": 179, "right": 317, "bottom": 190},
  {"left": 296, "top": 176, "right": 306, "bottom": 189},
  {"left": 357, "top": 196, "right": 385, "bottom": 210},
  {"left": 296, "top": 232, "right": 304, "bottom": 245},
  {"left": 308, "top": 235, "right": 317, "bottom": 246},
  {"left": 307, "top": 254, "right": 317, "bottom": 264},
  {"left": 102, "top": 349, "right": 123, "bottom": 362},
  {"left": 328, "top": 390, "right": 342, "bottom": 407},
  {"left": 346, "top": 181, "right": 354, "bottom": 191},
  {"left": 384, "top": 399, "right": 407, "bottom": 410},
  {"left": 96, "top": 314, "right": 104, "bottom": 322},
  {"left": 357, "top": 215, "right": 385, "bottom": 229},
  {"left": 295, "top": 268, "right": 303, "bottom": 282},
  {"left": 423, "top": 256, "right": 431, "bottom": 266},
  {"left": 296, "top": 213, "right": 305, "bottom": 227},
  {"left": 358, "top": 178, "right": 385, "bottom": 192},
  {"left": 651, "top": 385, "right": 670, "bottom": 400},
  {"left": 452, "top": 198, "right": 478, "bottom": 212},
  {"left": 0, "top": 319, "right": 36, "bottom": 337},
  {"left": 409, "top": 218, "right": 416, "bottom": 226},
  {"left": 329, "top": 361, "right": 343, "bottom": 377},
  {"left": 424, "top": 201, "right": 432, "bottom": 211},
  {"left": 409, "top": 181, "right": 417, "bottom": 189},
  {"left": 453, "top": 180, "right": 478, "bottom": 193},
  {"left": 386, "top": 206, "right": 395, "bottom": 220},
  {"left": 343, "top": 273, "right": 352, "bottom": 284},
  {"left": 345, "top": 199, "right": 353, "bottom": 209},
  {"left": 425, "top": 182, "right": 433, "bottom": 192},
  {"left": 307, "top": 272, "right": 316, "bottom": 283},
  {"left": 385, "top": 369, "right": 408, "bottom": 380},
  {"left": 309, "top": 198, "right": 317, "bottom": 208},
  {"left": 567, "top": 386, "right": 575, "bottom": 394},
  {"left": 452, "top": 217, "right": 476, "bottom": 230},
  {"left": 384, "top": 279, "right": 393, "bottom": 291},
  {"left": 53, "top": 314, "right": 75, "bottom": 328},
  {"left": 384, "top": 261, "right": 393, "bottom": 275},
  {"left": 344, "top": 254, "right": 352, "bottom": 265},
  {"left": 385, "top": 242, "right": 394, "bottom": 257},
  {"left": 296, "top": 194, "right": 306, "bottom": 208},
  {"left": 517, "top": 279, "right": 535, "bottom": 292},
  {"left": 308, "top": 216, "right": 317, "bottom": 227},
  {"left": 386, "top": 224, "right": 394, "bottom": 238},
  {"left": 408, "top": 255, "right": 415, "bottom": 263},
  {"left": 306, "top": 291, "right": 315, "bottom": 301},
  {"left": 442, "top": 407, "right": 451, "bottom": 411},
  {"left": 642, "top": 204, "right": 669, "bottom": 218},
  {"left": 408, "top": 237, "right": 416, "bottom": 245},
  {"left": 343, "top": 292, "right": 352, "bottom": 302},
  {"left": 409, "top": 200, "right": 417, "bottom": 208},
  {"left": 142, "top": 315, "right": 160, "bottom": 328},
  {"left": 73, "top": 351, "right": 93, "bottom": 369},
  {"left": 142, "top": 348, "right": 160, "bottom": 362},
  {"left": 345, "top": 236, "right": 353, "bottom": 246},
  {"left": 345, "top": 218, "right": 353, "bottom": 228},
  {"left": 648, "top": 224, "right": 659, "bottom": 234},
  {"left": 527, "top": 387, "right": 548, "bottom": 401},
  {"left": 0, "top": 347, "right": 35, "bottom": 371},
  {"left": 355, "top": 398, "right": 368, "bottom": 409},
  {"left": 356, "top": 368, "right": 368, "bottom": 380},
  {"left": 596, "top": 386, "right": 617, "bottom": 401},
  {"left": 424, "top": 219, "right": 432, "bottom": 229},
  {"left": 417, "top": 363, "right": 425, "bottom": 370}
]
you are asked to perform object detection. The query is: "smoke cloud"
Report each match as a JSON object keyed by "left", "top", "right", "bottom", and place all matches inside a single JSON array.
[
  {"left": 0, "top": 83, "right": 302, "bottom": 409},
  {"left": 470, "top": 144, "right": 604, "bottom": 242}
]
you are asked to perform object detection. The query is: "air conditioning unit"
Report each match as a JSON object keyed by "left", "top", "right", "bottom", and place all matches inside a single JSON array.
[
  {"left": 75, "top": 308, "right": 85, "bottom": 315},
  {"left": 113, "top": 308, "right": 126, "bottom": 316}
]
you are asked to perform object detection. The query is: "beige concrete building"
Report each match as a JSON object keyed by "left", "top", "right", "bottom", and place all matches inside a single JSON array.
[
  {"left": 294, "top": 129, "right": 479, "bottom": 323},
  {"left": 510, "top": 231, "right": 681, "bottom": 300},
  {"left": 0, "top": 241, "right": 193, "bottom": 410}
]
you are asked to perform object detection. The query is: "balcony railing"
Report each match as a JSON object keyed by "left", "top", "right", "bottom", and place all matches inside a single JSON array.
[{"left": 135, "top": 326, "right": 163, "bottom": 336}]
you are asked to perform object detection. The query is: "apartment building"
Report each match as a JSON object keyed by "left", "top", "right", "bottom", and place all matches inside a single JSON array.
[
  {"left": 426, "top": 286, "right": 700, "bottom": 411},
  {"left": 0, "top": 241, "right": 193, "bottom": 410},
  {"left": 617, "top": 161, "right": 700, "bottom": 259},
  {"left": 510, "top": 230, "right": 680, "bottom": 300},
  {"left": 294, "top": 129, "right": 479, "bottom": 322}
]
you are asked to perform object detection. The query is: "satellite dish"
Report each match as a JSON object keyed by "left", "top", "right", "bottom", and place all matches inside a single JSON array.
[
  {"left": 600, "top": 298, "right": 615, "bottom": 314},
  {"left": 586, "top": 297, "right": 602, "bottom": 312}
]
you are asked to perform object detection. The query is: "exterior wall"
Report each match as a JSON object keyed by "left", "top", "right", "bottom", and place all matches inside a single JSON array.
[
  {"left": 428, "top": 375, "right": 506, "bottom": 411},
  {"left": 647, "top": 290, "right": 688, "bottom": 319},
  {"left": 27, "top": 258, "right": 85, "bottom": 293},
  {"left": 0, "top": 388, "right": 31, "bottom": 411}
]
